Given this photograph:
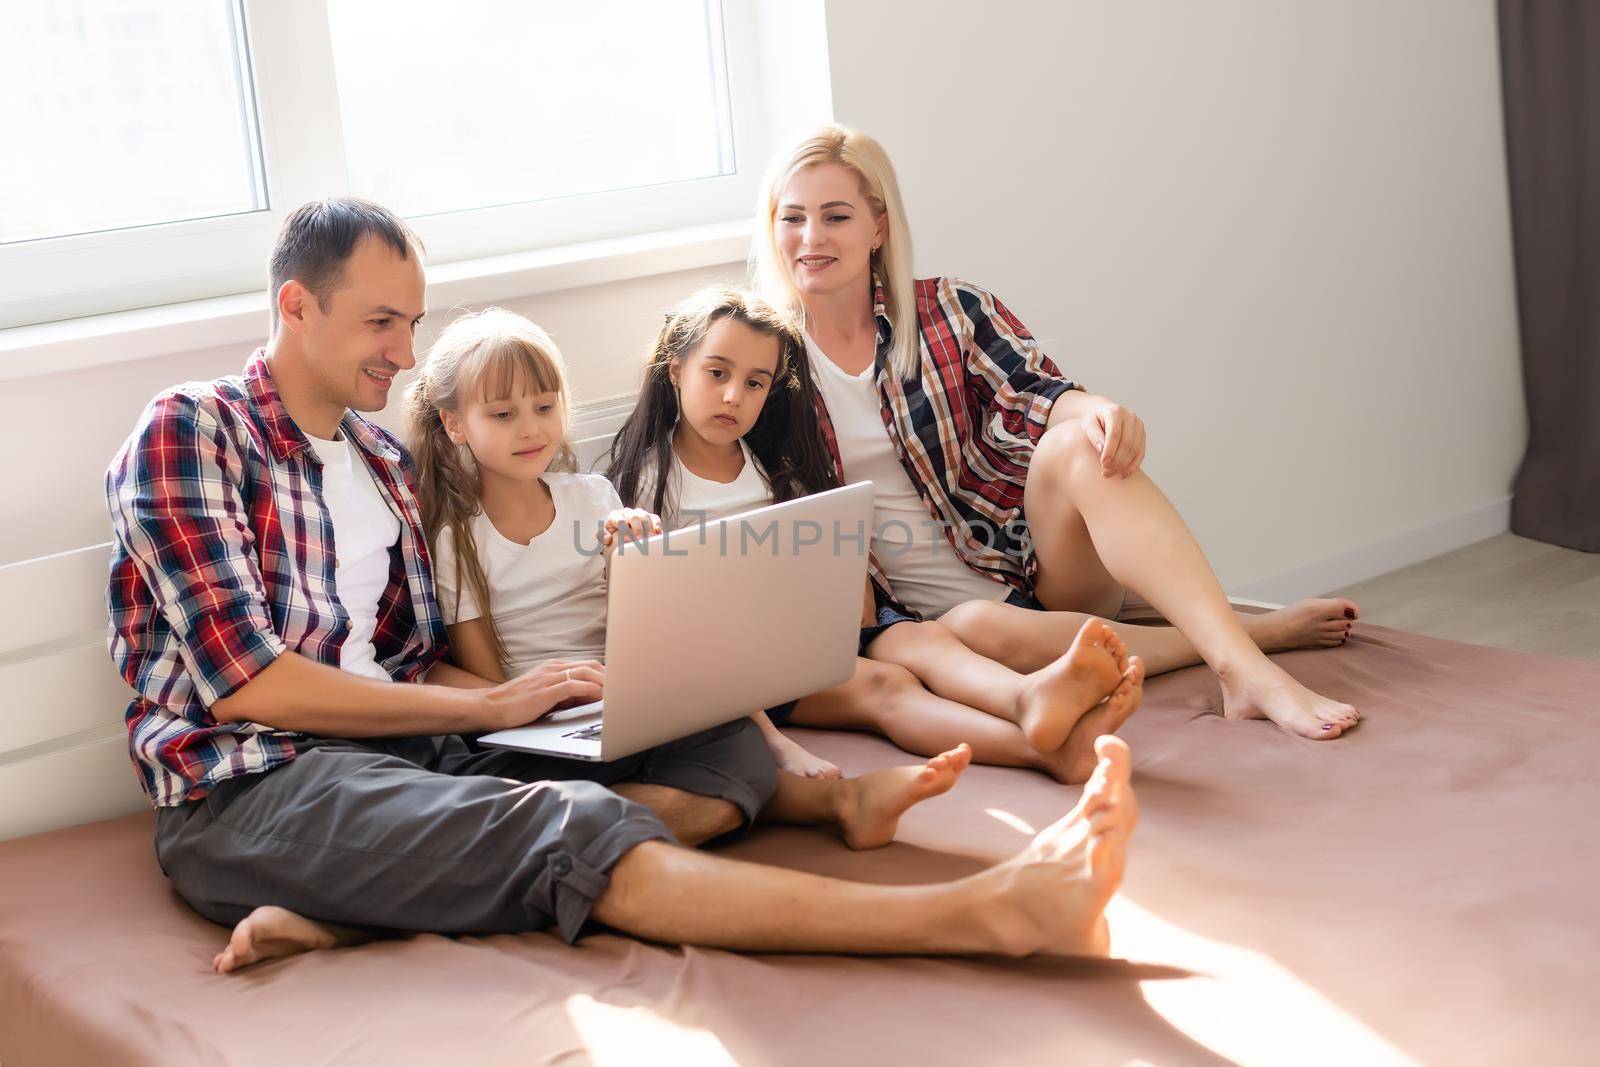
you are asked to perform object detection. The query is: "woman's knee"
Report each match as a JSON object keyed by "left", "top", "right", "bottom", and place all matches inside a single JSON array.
[{"left": 1033, "top": 421, "right": 1102, "bottom": 483}]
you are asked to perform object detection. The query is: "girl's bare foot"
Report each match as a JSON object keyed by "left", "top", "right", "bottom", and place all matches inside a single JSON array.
[
  {"left": 1014, "top": 618, "right": 1127, "bottom": 752},
  {"left": 212, "top": 905, "right": 370, "bottom": 974},
  {"left": 1219, "top": 660, "right": 1360, "bottom": 739},
  {"left": 768, "top": 730, "right": 842, "bottom": 779},
  {"left": 1244, "top": 597, "right": 1358, "bottom": 652},
  {"left": 981, "top": 735, "right": 1137, "bottom": 957},
  {"left": 1042, "top": 657, "right": 1145, "bottom": 785},
  {"left": 835, "top": 745, "right": 972, "bottom": 850}
]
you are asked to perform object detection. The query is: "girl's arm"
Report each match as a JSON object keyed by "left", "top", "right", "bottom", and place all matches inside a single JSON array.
[
  {"left": 601, "top": 507, "right": 664, "bottom": 585},
  {"left": 447, "top": 618, "right": 507, "bottom": 683},
  {"left": 423, "top": 661, "right": 498, "bottom": 689}
]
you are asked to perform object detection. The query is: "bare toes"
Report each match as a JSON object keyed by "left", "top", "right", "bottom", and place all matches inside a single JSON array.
[{"left": 1080, "top": 618, "right": 1111, "bottom": 648}]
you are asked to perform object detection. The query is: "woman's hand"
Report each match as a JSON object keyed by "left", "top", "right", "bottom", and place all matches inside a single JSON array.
[
  {"left": 1081, "top": 399, "right": 1147, "bottom": 478},
  {"left": 481, "top": 659, "right": 605, "bottom": 730},
  {"left": 601, "top": 508, "right": 663, "bottom": 558}
]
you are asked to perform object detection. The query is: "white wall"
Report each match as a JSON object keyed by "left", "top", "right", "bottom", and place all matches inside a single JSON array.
[
  {"left": 823, "top": 0, "right": 1525, "bottom": 595},
  {"left": 4, "top": 0, "right": 1524, "bottom": 599},
  {"left": 0, "top": 263, "right": 741, "bottom": 566}
]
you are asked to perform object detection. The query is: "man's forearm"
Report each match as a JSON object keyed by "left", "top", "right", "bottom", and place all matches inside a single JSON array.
[{"left": 211, "top": 651, "right": 491, "bottom": 737}]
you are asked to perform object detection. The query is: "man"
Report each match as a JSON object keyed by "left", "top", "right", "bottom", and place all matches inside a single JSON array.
[{"left": 105, "top": 197, "right": 1138, "bottom": 971}]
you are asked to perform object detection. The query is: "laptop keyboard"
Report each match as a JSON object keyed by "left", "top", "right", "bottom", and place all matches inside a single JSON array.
[{"left": 564, "top": 723, "right": 603, "bottom": 741}]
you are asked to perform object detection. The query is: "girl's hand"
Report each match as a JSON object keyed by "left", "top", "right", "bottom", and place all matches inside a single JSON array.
[
  {"left": 1081, "top": 400, "right": 1147, "bottom": 479},
  {"left": 602, "top": 508, "right": 663, "bottom": 557},
  {"left": 483, "top": 659, "right": 605, "bottom": 730}
]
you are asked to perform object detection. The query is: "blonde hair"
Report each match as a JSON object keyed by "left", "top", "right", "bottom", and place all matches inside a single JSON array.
[
  {"left": 751, "top": 124, "right": 919, "bottom": 380},
  {"left": 405, "top": 307, "right": 577, "bottom": 673}
]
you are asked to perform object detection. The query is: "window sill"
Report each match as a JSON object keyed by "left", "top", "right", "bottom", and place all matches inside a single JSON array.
[{"left": 0, "top": 219, "right": 752, "bottom": 383}]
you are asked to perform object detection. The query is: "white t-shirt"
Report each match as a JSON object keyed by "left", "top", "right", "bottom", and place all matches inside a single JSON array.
[
  {"left": 306, "top": 430, "right": 402, "bottom": 683},
  {"left": 641, "top": 439, "right": 774, "bottom": 530},
  {"left": 803, "top": 330, "right": 1009, "bottom": 618},
  {"left": 431, "top": 472, "right": 619, "bottom": 679}
]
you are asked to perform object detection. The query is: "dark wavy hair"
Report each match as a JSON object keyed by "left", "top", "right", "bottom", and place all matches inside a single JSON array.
[{"left": 606, "top": 285, "right": 839, "bottom": 519}]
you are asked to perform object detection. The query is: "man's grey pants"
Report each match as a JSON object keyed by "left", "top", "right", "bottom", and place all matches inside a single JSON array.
[{"left": 153, "top": 719, "right": 778, "bottom": 943}]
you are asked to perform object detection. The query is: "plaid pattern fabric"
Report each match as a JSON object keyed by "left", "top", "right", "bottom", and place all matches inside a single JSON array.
[
  {"left": 811, "top": 278, "right": 1083, "bottom": 603},
  {"left": 106, "top": 351, "right": 447, "bottom": 807}
]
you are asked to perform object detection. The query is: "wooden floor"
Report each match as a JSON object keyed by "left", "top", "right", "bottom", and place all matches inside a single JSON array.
[{"left": 1329, "top": 533, "right": 1600, "bottom": 661}]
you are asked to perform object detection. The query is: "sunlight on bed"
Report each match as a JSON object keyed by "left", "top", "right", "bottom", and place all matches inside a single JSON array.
[
  {"left": 565, "top": 992, "right": 738, "bottom": 1066},
  {"left": 984, "top": 807, "right": 1037, "bottom": 835},
  {"left": 1109, "top": 897, "right": 1419, "bottom": 1067}
]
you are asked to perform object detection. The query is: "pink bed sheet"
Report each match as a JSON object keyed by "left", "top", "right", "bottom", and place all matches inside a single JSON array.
[{"left": 3, "top": 620, "right": 1598, "bottom": 1065}]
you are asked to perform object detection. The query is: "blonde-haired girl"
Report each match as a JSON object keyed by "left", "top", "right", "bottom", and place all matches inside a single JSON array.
[{"left": 406, "top": 307, "right": 608, "bottom": 682}]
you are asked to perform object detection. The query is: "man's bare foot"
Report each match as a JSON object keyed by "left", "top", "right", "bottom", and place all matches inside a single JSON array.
[
  {"left": 1014, "top": 618, "right": 1128, "bottom": 752},
  {"left": 981, "top": 735, "right": 1137, "bottom": 957},
  {"left": 1244, "top": 597, "right": 1358, "bottom": 652},
  {"left": 212, "top": 905, "right": 370, "bottom": 974},
  {"left": 834, "top": 744, "right": 972, "bottom": 850},
  {"left": 768, "top": 730, "right": 841, "bottom": 779},
  {"left": 1219, "top": 660, "right": 1360, "bottom": 739},
  {"left": 1041, "top": 657, "right": 1145, "bottom": 785}
]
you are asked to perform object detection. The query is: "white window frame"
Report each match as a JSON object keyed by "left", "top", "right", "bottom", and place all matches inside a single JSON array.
[{"left": 0, "top": 0, "right": 830, "bottom": 334}]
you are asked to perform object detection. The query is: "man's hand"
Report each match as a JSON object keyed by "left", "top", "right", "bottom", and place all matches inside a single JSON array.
[
  {"left": 1081, "top": 399, "right": 1147, "bottom": 479},
  {"left": 480, "top": 659, "right": 605, "bottom": 731},
  {"left": 601, "top": 508, "right": 662, "bottom": 559}
]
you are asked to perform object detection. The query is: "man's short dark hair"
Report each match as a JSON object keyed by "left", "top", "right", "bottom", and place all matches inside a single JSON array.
[{"left": 268, "top": 197, "right": 422, "bottom": 328}]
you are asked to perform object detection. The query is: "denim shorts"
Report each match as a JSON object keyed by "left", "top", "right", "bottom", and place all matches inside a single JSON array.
[{"left": 858, "top": 584, "right": 919, "bottom": 655}]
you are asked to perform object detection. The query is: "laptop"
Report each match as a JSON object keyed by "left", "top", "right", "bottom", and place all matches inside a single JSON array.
[{"left": 476, "top": 481, "right": 875, "bottom": 761}]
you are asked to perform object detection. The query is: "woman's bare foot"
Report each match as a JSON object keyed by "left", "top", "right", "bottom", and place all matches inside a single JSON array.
[
  {"left": 768, "top": 730, "right": 842, "bottom": 779},
  {"left": 981, "top": 735, "right": 1137, "bottom": 957},
  {"left": 1041, "top": 657, "right": 1145, "bottom": 785},
  {"left": 1244, "top": 597, "right": 1358, "bottom": 652},
  {"left": 835, "top": 744, "right": 972, "bottom": 850},
  {"left": 1014, "top": 618, "right": 1128, "bottom": 752},
  {"left": 1219, "top": 660, "right": 1360, "bottom": 739},
  {"left": 212, "top": 905, "right": 371, "bottom": 974}
]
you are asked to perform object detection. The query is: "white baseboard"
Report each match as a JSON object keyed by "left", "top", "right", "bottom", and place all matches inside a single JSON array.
[{"left": 1229, "top": 495, "right": 1513, "bottom": 603}]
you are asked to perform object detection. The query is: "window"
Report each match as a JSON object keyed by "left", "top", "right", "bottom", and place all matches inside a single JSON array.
[
  {"left": 0, "top": 1, "right": 265, "bottom": 243},
  {"left": 0, "top": 0, "right": 830, "bottom": 331},
  {"left": 328, "top": 1, "right": 734, "bottom": 219}
]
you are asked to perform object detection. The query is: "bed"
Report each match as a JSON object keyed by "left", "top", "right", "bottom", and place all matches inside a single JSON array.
[{"left": 3, "top": 617, "right": 1597, "bottom": 1066}]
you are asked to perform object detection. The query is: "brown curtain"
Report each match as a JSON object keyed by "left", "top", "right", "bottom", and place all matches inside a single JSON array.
[{"left": 1498, "top": 0, "right": 1600, "bottom": 552}]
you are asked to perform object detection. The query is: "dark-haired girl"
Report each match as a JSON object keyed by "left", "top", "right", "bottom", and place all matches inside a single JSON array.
[{"left": 609, "top": 286, "right": 1143, "bottom": 784}]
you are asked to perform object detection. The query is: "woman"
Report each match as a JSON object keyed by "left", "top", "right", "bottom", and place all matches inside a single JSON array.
[{"left": 752, "top": 125, "right": 1360, "bottom": 740}]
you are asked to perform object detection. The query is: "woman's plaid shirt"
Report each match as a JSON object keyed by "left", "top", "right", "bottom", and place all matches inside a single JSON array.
[
  {"left": 105, "top": 352, "right": 447, "bottom": 807},
  {"left": 811, "top": 278, "right": 1084, "bottom": 603}
]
